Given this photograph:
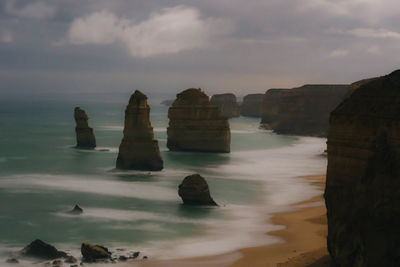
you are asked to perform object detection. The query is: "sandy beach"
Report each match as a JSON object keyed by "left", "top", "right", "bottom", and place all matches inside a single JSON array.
[{"left": 124, "top": 174, "right": 330, "bottom": 267}]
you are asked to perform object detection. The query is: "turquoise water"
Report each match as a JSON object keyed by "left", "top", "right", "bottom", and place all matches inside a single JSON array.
[{"left": 0, "top": 98, "right": 327, "bottom": 263}]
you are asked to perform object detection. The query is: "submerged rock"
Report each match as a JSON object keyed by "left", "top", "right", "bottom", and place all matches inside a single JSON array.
[
  {"left": 21, "top": 239, "right": 67, "bottom": 260},
  {"left": 325, "top": 70, "right": 400, "bottom": 266},
  {"left": 6, "top": 258, "right": 19, "bottom": 263},
  {"left": 178, "top": 174, "right": 217, "bottom": 206},
  {"left": 81, "top": 243, "right": 111, "bottom": 262},
  {"left": 67, "top": 204, "right": 83, "bottom": 215},
  {"left": 240, "top": 94, "right": 264, "bottom": 117},
  {"left": 167, "top": 88, "right": 230, "bottom": 153},
  {"left": 74, "top": 107, "right": 96, "bottom": 149},
  {"left": 210, "top": 93, "right": 240, "bottom": 118},
  {"left": 116, "top": 90, "right": 163, "bottom": 171}
]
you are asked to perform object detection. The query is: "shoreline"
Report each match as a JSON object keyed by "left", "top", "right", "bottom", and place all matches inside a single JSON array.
[{"left": 123, "top": 174, "right": 330, "bottom": 267}]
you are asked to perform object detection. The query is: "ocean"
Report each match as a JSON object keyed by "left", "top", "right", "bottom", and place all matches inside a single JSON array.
[{"left": 0, "top": 98, "right": 327, "bottom": 265}]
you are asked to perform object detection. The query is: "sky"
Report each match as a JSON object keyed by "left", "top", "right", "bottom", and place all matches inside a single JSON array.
[{"left": 0, "top": 0, "right": 399, "bottom": 100}]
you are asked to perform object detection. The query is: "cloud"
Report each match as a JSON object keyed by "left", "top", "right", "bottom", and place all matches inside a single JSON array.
[
  {"left": 366, "top": 45, "right": 381, "bottom": 55},
  {"left": 328, "top": 49, "right": 349, "bottom": 58},
  {"left": 5, "top": 0, "right": 56, "bottom": 20},
  {"left": 349, "top": 28, "right": 400, "bottom": 40},
  {"left": 0, "top": 32, "right": 13, "bottom": 43},
  {"left": 67, "top": 6, "right": 233, "bottom": 58}
]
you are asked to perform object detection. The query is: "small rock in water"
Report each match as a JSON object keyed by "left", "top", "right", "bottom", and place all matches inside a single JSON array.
[
  {"left": 52, "top": 259, "right": 63, "bottom": 266},
  {"left": 142, "top": 256, "right": 148, "bottom": 260},
  {"left": 65, "top": 255, "right": 77, "bottom": 263},
  {"left": 81, "top": 243, "right": 111, "bottom": 262},
  {"left": 70, "top": 265, "right": 78, "bottom": 267},
  {"left": 21, "top": 239, "right": 67, "bottom": 260},
  {"left": 118, "top": 255, "right": 128, "bottom": 261},
  {"left": 178, "top": 174, "right": 218, "bottom": 206},
  {"left": 67, "top": 205, "right": 83, "bottom": 215},
  {"left": 131, "top": 251, "right": 140, "bottom": 258},
  {"left": 6, "top": 258, "right": 19, "bottom": 263}
]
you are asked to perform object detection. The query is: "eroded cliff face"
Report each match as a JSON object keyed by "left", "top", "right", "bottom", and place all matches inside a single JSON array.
[
  {"left": 273, "top": 85, "right": 349, "bottom": 137},
  {"left": 167, "top": 88, "right": 230, "bottom": 153},
  {"left": 260, "top": 89, "right": 289, "bottom": 128},
  {"left": 240, "top": 94, "right": 264, "bottom": 117},
  {"left": 116, "top": 90, "right": 163, "bottom": 171},
  {"left": 210, "top": 93, "right": 240, "bottom": 118},
  {"left": 325, "top": 70, "right": 400, "bottom": 267},
  {"left": 74, "top": 107, "right": 96, "bottom": 149}
]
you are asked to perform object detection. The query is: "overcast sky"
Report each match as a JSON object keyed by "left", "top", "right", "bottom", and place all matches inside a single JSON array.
[{"left": 0, "top": 0, "right": 399, "bottom": 100}]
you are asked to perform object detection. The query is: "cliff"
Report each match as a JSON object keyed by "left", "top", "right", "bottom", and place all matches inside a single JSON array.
[
  {"left": 273, "top": 84, "right": 349, "bottom": 137},
  {"left": 210, "top": 93, "right": 240, "bottom": 118},
  {"left": 325, "top": 70, "right": 400, "bottom": 266},
  {"left": 260, "top": 89, "right": 289, "bottom": 128},
  {"left": 167, "top": 88, "right": 230, "bottom": 153},
  {"left": 116, "top": 90, "right": 163, "bottom": 171},
  {"left": 240, "top": 94, "right": 264, "bottom": 117},
  {"left": 74, "top": 107, "right": 96, "bottom": 149}
]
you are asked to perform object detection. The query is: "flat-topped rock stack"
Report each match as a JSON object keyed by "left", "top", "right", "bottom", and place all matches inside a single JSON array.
[
  {"left": 116, "top": 90, "right": 163, "bottom": 171},
  {"left": 272, "top": 84, "right": 348, "bottom": 137},
  {"left": 325, "top": 70, "right": 400, "bottom": 266},
  {"left": 260, "top": 89, "right": 289, "bottom": 129},
  {"left": 167, "top": 88, "right": 230, "bottom": 153},
  {"left": 210, "top": 93, "right": 240, "bottom": 118},
  {"left": 74, "top": 107, "right": 96, "bottom": 149},
  {"left": 240, "top": 94, "right": 264, "bottom": 117}
]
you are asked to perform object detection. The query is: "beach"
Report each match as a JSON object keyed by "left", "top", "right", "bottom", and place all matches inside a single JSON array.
[{"left": 125, "top": 174, "right": 329, "bottom": 267}]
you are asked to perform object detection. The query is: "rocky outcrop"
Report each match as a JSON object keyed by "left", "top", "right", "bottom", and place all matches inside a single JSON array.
[
  {"left": 21, "top": 239, "right": 67, "bottom": 260},
  {"left": 67, "top": 204, "right": 83, "bottom": 215},
  {"left": 240, "top": 94, "right": 264, "bottom": 117},
  {"left": 260, "top": 89, "right": 289, "bottom": 128},
  {"left": 178, "top": 174, "right": 217, "bottom": 205},
  {"left": 273, "top": 84, "right": 349, "bottom": 137},
  {"left": 81, "top": 243, "right": 111, "bottom": 262},
  {"left": 74, "top": 107, "right": 96, "bottom": 149},
  {"left": 325, "top": 70, "right": 400, "bottom": 267},
  {"left": 167, "top": 88, "right": 230, "bottom": 153},
  {"left": 116, "top": 90, "right": 163, "bottom": 171},
  {"left": 210, "top": 93, "right": 240, "bottom": 118}
]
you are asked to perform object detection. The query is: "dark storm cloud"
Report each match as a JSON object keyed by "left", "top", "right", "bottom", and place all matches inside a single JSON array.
[{"left": 0, "top": 0, "right": 399, "bottom": 99}]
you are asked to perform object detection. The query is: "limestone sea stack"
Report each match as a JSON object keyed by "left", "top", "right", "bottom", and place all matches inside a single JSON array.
[
  {"left": 240, "top": 93, "right": 264, "bottom": 117},
  {"left": 325, "top": 70, "right": 400, "bottom": 266},
  {"left": 116, "top": 90, "right": 163, "bottom": 171},
  {"left": 178, "top": 174, "right": 217, "bottom": 206},
  {"left": 273, "top": 84, "right": 348, "bottom": 137},
  {"left": 260, "top": 89, "right": 289, "bottom": 128},
  {"left": 210, "top": 93, "right": 240, "bottom": 118},
  {"left": 74, "top": 107, "right": 96, "bottom": 149},
  {"left": 167, "top": 88, "right": 230, "bottom": 153}
]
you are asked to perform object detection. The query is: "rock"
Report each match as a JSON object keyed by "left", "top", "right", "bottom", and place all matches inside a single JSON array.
[
  {"left": 81, "top": 243, "right": 111, "bottom": 262},
  {"left": 167, "top": 88, "right": 230, "bottom": 153},
  {"left": 67, "top": 205, "right": 83, "bottom": 215},
  {"left": 116, "top": 90, "right": 164, "bottom": 171},
  {"left": 74, "top": 107, "right": 96, "bottom": 149},
  {"left": 272, "top": 84, "right": 349, "bottom": 137},
  {"left": 70, "top": 265, "right": 78, "bottom": 267},
  {"left": 118, "top": 255, "right": 128, "bottom": 261},
  {"left": 131, "top": 251, "right": 140, "bottom": 259},
  {"left": 325, "top": 70, "right": 400, "bottom": 266},
  {"left": 21, "top": 239, "right": 67, "bottom": 260},
  {"left": 260, "top": 88, "right": 289, "bottom": 128},
  {"left": 178, "top": 174, "right": 217, "bottom": 206},
  {"left": 240, "top": 94, "right": 264, "bottom": 117},
  {"left": 210, "top": 93, "right": 240, "bottom": 118},
  {"left": 6, "top": 258, "right": 19, "bottom": 263},
  {"left": 142, "top": 256, "right": 148, "bottom": 260},
  {"left": 64, "top": 255, "right": 77, "bottom": 263},
  {"left": 52, "top": 259, "right": 63, "bottom": 266},
  {"left": 160, "top": 99, "right": 174, "bottom": 106}
]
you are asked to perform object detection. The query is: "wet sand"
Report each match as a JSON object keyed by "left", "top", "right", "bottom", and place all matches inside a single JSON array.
[{"left": 125, "top": 175, "right": 330, "bottom": 267}]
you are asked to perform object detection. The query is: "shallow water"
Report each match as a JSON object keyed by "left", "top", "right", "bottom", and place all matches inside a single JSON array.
[{"left": 0, "top": 99, "right": 327, "bottom": 264}]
